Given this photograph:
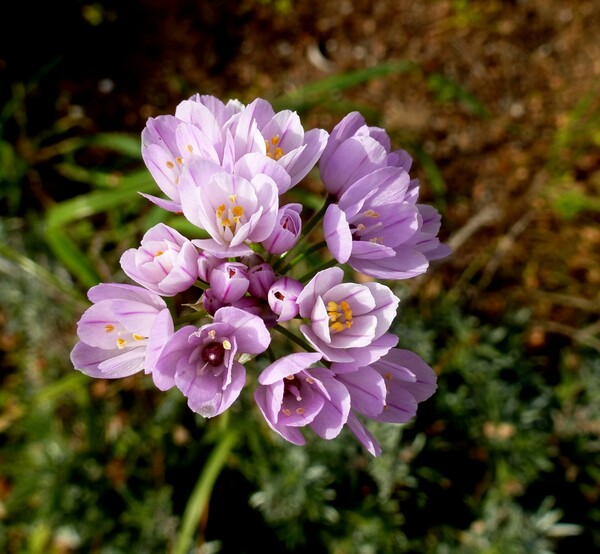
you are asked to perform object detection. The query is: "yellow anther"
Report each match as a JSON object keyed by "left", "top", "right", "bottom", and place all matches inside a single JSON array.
[
  {"left": 176, "top": 157, "right": 184, "bottom": 164},
  {"left": 328, "top": 311, "right": 339, "bottom": 322},
  {"left": 229, "top": 194, "right": 237, "bottom": 203},
  {"left": 327, "top": 301, "right": 338, "bottom": 312},
  {"left": 232, "top": 205, "right": 243, "bottom": 217},
  {"left": 208, "top": 330, "right": 216, "bottom": 340},
  {"left": 222, "top": 339, "right": 232, "bottom": 350},
  {"left": 265, "top": 136, "right": 285, "bottom": 160},
  {"left": 221, "top": 218, "right": 232, "bottom": 227},
  {"left": 296, "top": 407, "right": 305, "bottom": 415},
  {"left": 282, "top": 408, "right": 291, "bottom": 416},
  {"left": 369, "top": 237, "right": 384, "bottom": 244},
  {"left": 329, "top": 321, "right": 346, "bottom": 334},
  {"left": 216, "top": 204, "right": 225, "bottom": 217},
  {"left": 104, "top": 324, "right": 115, "bottom": 333},
  {"left": 116, "top": 338, "right": 127, "bottom": 349},
  {"left": 364, "top": 209, "right": 379, "bottom": 218},
  {"left": 165, "top": 160, "right": 174, "bottom": 169},
  {"left": 155, "top": 250, "right": 164, "bottom": 257},
  {"left": 383, "top": 372, "right": 393, "bottom": 380},
  {"left": 186, "top": 144, "right": 193, "bottom": 152},
  {"left": 345, "top": 320, "right": 353, "bottom": 329},
  {"left": 356, "top": 223, "right": 366, "bottom": 232},
  {"left": 340, "top": 301, "right": 350, "bottom": 312},
  {"left": 132, "top": 334, "right": 145, "bottom": 341},
  {"left": 305, "top": 377, "right": 314, "bottom": 384}
]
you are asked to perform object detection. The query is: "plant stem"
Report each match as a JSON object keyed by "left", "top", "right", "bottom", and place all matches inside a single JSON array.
[
  {"left": 277, "top": 240, "right": 327, "bottom": 275},
  {"left": 298, "top": 258, "right": 339, "bottom": 284},
  {"left": 273, "top": 323, "right": 314, "bottom": 352},
  {"left": 173, "top": 426, "right": 239, "bottom": 554}
]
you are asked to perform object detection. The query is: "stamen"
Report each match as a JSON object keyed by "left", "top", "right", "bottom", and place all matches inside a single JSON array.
[
  {"left": 364, "top": 209, "right": 379, "bottom": 218},
  {"left": 282, "top": 408, "right": 291, "bottom": 416},
  {"left": 383, "top": 372, "right": 393, "bottom": 380},
  {"left": 305, "top": 377, "right": 314, "bottom": 384},
  {"left": 328, "top": 299, "right": 353, "bottom": 332},
  {"left": 176, "top": 157, "right": 184, "bottom": 164},
  {"left": 296, "top": 407, "right": 305, "bottom": 415},
  {"left": 222, "top": 339, "right": 232, "bottom": 350},
  {"left": 104, "top": 324, "right": 115, "bottom": 333},
  {"left": 265, "top": 135, "right": 285, "bottom": 160},
  {"left": 208, "top": 330, "right": 216, "bottom": 340},
  {"left": 232, "top": 205, "right": 243, "bottom": 217},
  {"left": 155, "top": 250, "right": 164, "bottom": 256},
  {"left": 221, "top": 218, "right": 232, "bottom": 227},
  {"left": 165, "top": 161, "right": 174, "bottom": 169},
  {"left": 229, "top": 194, "right": 237, "bottom": 203},
  {"left": 116, "top": 338, "right": 127, "bottom": 349},
  {"left": 330, "top": 321, "right": 345, "bottom": 333},
  {"left": 186, "top": 144, "right": 193, "bottom": 152},
  {"left": 285, "top": 375, "right": 295, "bottom": 380},
  {"left": 132, "top": 334, "right": 145, "bottom": 341}
]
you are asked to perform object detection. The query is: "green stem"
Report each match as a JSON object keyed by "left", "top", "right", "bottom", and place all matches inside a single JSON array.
[
  {"left": 277, "top": 240, "right": 327, "bottom": 275},
  {"left": 298, "top": 258, "right": 339, "bottom": 284},
  {"left": 174, "top": 426, "right": 239, "bottom": 554},
  {"left": 273, "top": 323, "right": 314, "bottom": 352}
]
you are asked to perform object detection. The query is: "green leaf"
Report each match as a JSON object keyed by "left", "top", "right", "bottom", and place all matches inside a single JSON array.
[
  {"left": 273, "top": 61, "right": 417, "bottom": 111},
  {"left": 45, "top": 169, "right": 155, "bottom": 227},
  {"left": 426, "top": 72, "right": 489, "bottom": 117}
]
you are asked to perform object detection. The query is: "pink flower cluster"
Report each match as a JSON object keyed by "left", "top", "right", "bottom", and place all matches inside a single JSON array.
[{"left": 71, "top": 94, "right": 449, "bottom": 456}]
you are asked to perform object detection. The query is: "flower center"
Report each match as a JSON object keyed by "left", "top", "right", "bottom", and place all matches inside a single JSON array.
[
  {"left": 281, "top": 375, "right": 306, "bottom": 416},
  {"left": 215, "top": 195, "right": 245, "bottom": 237},
  {"left": 327, "top": 300, "right": 353, "bottom": 333},
  {"left": 265, "top": 135, "right": 284, "bottom": 160},
  {"left": 201, "top": 341, "right": 226, "bottom": 367},
  {"left": 104, "top": 324, "right": 146, "bottom": 349}
]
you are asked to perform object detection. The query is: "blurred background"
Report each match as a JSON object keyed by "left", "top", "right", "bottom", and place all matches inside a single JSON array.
[{"left": 1, "top": 1, "right": 599, "bottom": 552}]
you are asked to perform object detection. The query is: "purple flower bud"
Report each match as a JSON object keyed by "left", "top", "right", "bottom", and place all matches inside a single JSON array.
[
  {"left": 119, "top": 223, "right": 199, "bottom": 296},
  {"left": 268, "top": 277, "right": 303, "bottom": 322},
  {"left": 209, "top": 262, "right": 249, "bottom": 303},
  {"left": 261, "top": 203, "right": 302, "bottom": 255},
  {"left": 231, "top": 296, "right": 278, "bottom": 328},
  {"left": 254, "top": 352, "right": 351, "bottom": 445},
  {"left": 70, "top": 283, "right": 173, "bottom": 380},
  {"left": 247, "top": 263, "right": 277, "bottom": 299},
  {"left": 197, "top": 251, "right": 220, "bottom": 283},
  {"left": 201, "top": 288, "right": 224, "bottom": 316},
  {"left": 240, "top": 252, "right": 267, "bottom": 269}
]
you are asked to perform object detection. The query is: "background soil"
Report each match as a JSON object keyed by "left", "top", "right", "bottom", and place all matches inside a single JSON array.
[{"left": 3, "top": 0, "right": 599, "bottom": 347}]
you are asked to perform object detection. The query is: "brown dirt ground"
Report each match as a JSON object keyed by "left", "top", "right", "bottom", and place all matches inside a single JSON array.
[{"left": 4, "top": 0, "right": 600, "bottom": 351}]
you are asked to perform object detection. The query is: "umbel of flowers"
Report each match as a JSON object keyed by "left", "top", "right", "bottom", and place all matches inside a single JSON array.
[{"left": 71, "top": 94, "right": 450, "bottom": 456}]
